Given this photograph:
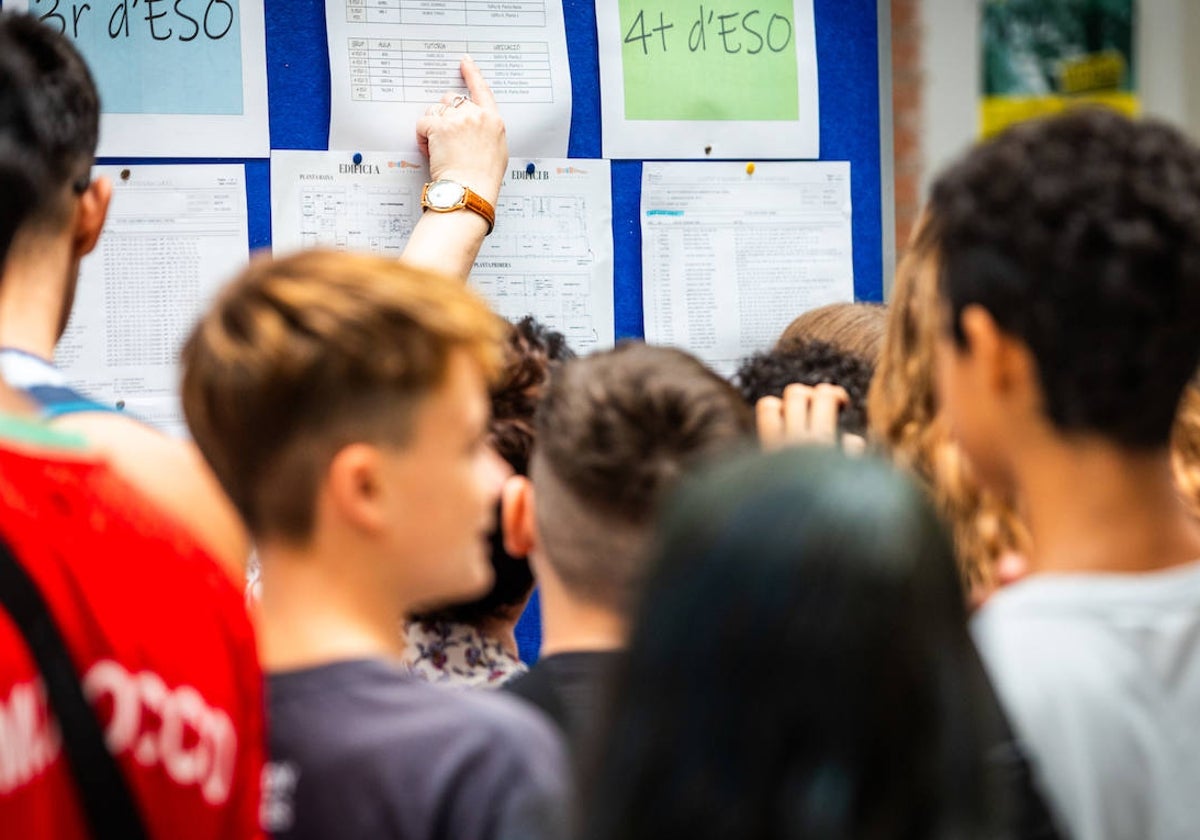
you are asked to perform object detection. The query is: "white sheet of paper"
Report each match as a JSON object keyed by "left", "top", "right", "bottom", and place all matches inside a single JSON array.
[
  {"left": 271, "top": 151, "right": 614, "bottom": 351},
  {"left": 10, "top": 0, "right": 268, "bottom": 157},
  {"left": 326, "top": 0, "right": 572, "bottom": 156},
  {"left": 596, "top": 1, "right": 818, "bottom": 159},
  {"left": 641, "top": 161, "right": 853, "bottom": 374},
  {"left": 56, "top": 164, "right": 249, "bottom": 436}
]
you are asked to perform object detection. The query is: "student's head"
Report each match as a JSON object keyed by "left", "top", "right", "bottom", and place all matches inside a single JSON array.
[
  {"left": 0, "top": 13, "right": 108, "bottom": 331},
  {"left": 509, "top": 343, "right": 753, "bottom": 613},
  {"left": 734, "top": 339, "right": 874, "bottom": 437},
  {"left": 929, "top": 109, "right": 1200, "bottom": 488},
  {"left": 413, "top": 316, "right": 574, "bottom": 625},
  {"left": 584, "top": 449, "right": 1005, "bottom": 840},
  {"left": 181, "top": 250, "right": 508, "bottom": 608},
  {"left": 777, "top": 301, "right": 887, "bottom": 363}
]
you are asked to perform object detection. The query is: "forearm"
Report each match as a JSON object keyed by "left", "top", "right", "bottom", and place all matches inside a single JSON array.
[
  {"left": 402, "top": 207, "right": 490, "bottom": 281},
  {"left": 404, "top": 55, "right": 507, "bottom": 281}
]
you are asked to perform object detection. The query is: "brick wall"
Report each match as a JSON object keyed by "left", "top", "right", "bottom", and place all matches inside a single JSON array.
[{"left": 892, "top": 0, "right": 922, "bottom": 252}]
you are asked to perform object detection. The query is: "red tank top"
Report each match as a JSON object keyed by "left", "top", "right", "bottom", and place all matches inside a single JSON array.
[{"left": 0, "top": 432, "right": 264, "bottom": 839}]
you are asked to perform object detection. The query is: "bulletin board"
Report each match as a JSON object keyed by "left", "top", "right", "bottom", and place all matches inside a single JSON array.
[{"left": 86, "top": 0, "right": 894, "bottom": 339}]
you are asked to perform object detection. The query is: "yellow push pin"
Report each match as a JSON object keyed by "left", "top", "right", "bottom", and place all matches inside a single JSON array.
[{"left": 746, "top": 162, "right": 756, "bottom": 175}]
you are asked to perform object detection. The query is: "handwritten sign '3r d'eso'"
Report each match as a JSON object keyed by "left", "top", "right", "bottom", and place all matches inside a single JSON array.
[
  {"left": 27, "top": 0, "right": 244, "bottom": 116},
  {"left": 11, "top": 0, "right": 269, "bottom": 156}
]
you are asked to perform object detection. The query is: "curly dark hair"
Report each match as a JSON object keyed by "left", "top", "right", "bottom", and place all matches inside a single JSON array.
[
  {"left": 929, "top": 108, "right": 1200, "bottom": 449},
  {"left": 488, "top": 316, "right": 575, "bottom": 476},
  {"left": 414, "top": 316, "right": 574, "bottom": 625},
  {"left": 733, "top": 339, "right": 874, "bottom": 437}
]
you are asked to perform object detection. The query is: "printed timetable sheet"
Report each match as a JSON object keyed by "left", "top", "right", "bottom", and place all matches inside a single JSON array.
[
  {"left": 327, "top": 0, "right": 572, "bottom": 156},
  {"left": 271, "top": 151, "right": 614, "bottom": 352},
  {"left": 641, "top": 161, "right": 853, "bottom": 374},
  {"left": 56, "top": 165, "right": 249, "bottom": 437}
]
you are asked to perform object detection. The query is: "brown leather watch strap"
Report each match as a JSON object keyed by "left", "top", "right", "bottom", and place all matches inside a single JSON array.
[{"left": 462, "top": 187, "right": 496, "bottom": 235}]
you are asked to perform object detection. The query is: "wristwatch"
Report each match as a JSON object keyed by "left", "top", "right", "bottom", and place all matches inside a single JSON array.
[{"left": 421, "top": 179, "right": 495, "bottom": 235}]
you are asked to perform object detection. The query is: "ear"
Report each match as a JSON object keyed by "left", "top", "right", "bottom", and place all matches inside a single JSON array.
[
  {"left": 957, "top": 304, "right": 1006, "bottom": 389},
  {"left": 960, "top": 304, "right": 1040, "bottom": 402},
  {"left": 72, "top": 177, "right": 111, "bottom": 259},
  {"left": 325, "top": 443, "right": 389, "bottom": 535},
  {"left": 501, "top": 475, "right": 536, "bottom": 558}
]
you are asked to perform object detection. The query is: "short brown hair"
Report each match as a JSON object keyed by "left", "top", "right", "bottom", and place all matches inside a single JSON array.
[
  {"left": 778, "top": 302, "right": 888, "bottom": 363},
  {"left": 181, "top": 249, "right": 503, "bottom": 542},
  {"left": 532, "top": 343, "right": 754, "bottom": 609}
]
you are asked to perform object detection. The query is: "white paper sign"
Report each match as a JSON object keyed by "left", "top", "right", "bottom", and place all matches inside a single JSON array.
[
  {"left": 641, "top": 161, "right": 853, "bottom": 373},
  {"left": 326, "top": 0, "right": 572, "bottom": 157},
  {"left": 271, "top": 151, "right": 614, "bottom": 352},
  {"left": 56, "top": 164, "right": 250, "bottom": 436}
]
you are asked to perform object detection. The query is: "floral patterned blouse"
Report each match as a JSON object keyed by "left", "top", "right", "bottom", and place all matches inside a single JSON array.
[{"left": 401, "top": 619, "right": 527, "bottom": 689}]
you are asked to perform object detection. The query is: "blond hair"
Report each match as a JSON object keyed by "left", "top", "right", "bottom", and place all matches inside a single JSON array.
[
  {"left": 867, "top": 221, "right": 1029, "bottom": 589},
  {"left": 181, "top": 249, "right": 504, "bottom": 542},
  {"left": 777, "top": 302, "right": 888, "bottom": 363}
]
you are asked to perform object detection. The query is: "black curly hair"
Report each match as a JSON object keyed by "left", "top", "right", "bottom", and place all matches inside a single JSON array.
[
  {"left": 929, "top": 108, "right": 1200, "bottom": 449},
  {"left": 413, "top": 316, "right": 574, "bottom": 626},
  {"left": 734, "top": 339, "right": 874, "bottom": 437}
]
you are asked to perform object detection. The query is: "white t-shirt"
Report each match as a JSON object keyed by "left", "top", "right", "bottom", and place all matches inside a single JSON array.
[{"left": 972, "top": 561, "right": 1200, "bottom": 840}]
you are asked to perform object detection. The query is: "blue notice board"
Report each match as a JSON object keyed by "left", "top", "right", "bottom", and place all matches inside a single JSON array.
[{"left": 75, "top": 0, "right": 891, "bottom": 337}]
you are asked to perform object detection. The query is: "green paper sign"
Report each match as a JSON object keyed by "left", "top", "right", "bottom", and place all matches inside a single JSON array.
[{"left": 618, "top": 1, "right": 800, "bottom": 121}]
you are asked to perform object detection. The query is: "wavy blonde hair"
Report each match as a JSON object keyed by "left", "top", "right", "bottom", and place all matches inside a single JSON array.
[
  {"left": 1173, "top": 382, "right": 1200, "bottom": 517},
  {"left": 867, "top": 220, "right": 1030, "bottom": 589}
]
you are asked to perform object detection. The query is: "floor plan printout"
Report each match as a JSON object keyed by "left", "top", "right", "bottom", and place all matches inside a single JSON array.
[
  {"left": 271, "top": 151, "right": 614, "bottom": 352},
  {"left": 56, "top": 165, "right": 250, "bottom": 436},
  {"left": 641, "top": 161, "right": 853, "bottom": 374},
  {"left": 327, "top": 0, "right": 572, "bottom": 156}
]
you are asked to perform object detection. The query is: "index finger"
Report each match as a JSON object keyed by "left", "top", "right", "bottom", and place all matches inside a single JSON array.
[{"left": 460, "top": 54, "right": 498, "bottom": 112}]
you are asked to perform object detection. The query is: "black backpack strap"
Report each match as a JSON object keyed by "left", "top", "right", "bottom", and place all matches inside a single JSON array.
[{"left": 0, "top": 537, "right": 148, "bottom": 840}]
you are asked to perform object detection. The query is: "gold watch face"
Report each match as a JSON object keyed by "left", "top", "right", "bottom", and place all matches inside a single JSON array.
[{"left": 426, "top": 180, "right": 466, "bottom": 210}]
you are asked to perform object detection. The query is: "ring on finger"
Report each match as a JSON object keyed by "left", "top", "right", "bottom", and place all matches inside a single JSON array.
[{"left": 450, "top": 93, "right": 469, "bottom": 109}]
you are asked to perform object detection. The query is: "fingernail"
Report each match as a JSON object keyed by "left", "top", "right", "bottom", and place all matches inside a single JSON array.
[{"left": 463, "top": 53, "right": 474, "bottom": 64}]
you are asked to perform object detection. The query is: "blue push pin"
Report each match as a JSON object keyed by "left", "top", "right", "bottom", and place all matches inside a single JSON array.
[
  {"left": 525, "top": 162, "right": 536, "bottom": 176},
  {"left": 352, "top": 152, "right": 363, "bottom": 165}
]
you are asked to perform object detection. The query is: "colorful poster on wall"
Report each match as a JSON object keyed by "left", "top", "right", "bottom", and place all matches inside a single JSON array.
[{"left": 981, "top": 0, "right": 1137, "bottom": 138}]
